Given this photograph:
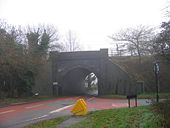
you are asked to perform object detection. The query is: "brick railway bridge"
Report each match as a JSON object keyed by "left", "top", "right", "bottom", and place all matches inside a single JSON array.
[{"left": 47, "top": 49, "right": 136, "bottom": 96}]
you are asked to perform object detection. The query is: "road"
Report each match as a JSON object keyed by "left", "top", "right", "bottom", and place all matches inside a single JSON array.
[{"left": 0, "top": 96, "right": 151, "bottom": 128}]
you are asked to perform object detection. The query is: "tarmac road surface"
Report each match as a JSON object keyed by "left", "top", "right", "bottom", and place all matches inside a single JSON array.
[{"left": 0, "top": 96, "right": 151, "bottom": 128}]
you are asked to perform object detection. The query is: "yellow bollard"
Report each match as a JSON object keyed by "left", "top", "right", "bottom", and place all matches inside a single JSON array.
[{"left": 71, "top": 99, "right": 88, "bottom": 116}]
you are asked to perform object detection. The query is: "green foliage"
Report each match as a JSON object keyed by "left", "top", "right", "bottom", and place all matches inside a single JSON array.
[
  {"left": 138, "top": 93, "right": 170, "bottom": 99},
  {"left": 39, "top": 30, "right": 50, "bottom": 55},
  {"left": 27, "top": 29, "right": 50, "bottom": 57},
  {"left": 0, "top": 96, "right": 55, "bottom": 107},
  {"left": 152, "top": 100, "right": 170, "bottom": 128},
  {"left": 101, "top": 93, "right": 170, "bottom": 99},
  {"left": 0, "top": 21, "right": 61, "bottom": 98},
  {"left": 25, "top": 116, "right": 68, "bottom": 128},
  {"left": 24, "top": 106, "right": 164, "bottom": 128},
  {"left": 111, "top": 56, "right": 170, "bottom": 92},
  {"left": 69, "top": 106, "right": 163, "bottom": 128},
  {"left": 0, "top": 26, "right": 33, "bottom": 97}
]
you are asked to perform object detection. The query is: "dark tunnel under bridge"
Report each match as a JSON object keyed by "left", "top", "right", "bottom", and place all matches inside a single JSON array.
[{"left": 61, "top": 67, "right": 98, "bottom": 96}]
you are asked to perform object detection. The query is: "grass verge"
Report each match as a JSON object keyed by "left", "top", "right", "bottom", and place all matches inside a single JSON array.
[
  {"left": 69, "top": 106, "right": 163, "bottom": 128},
  {"left": 138, "top": 93, "right": 170, "bottom": 99},
  {"left": 25, "top": 116, "right": 69, "bottom": 128},
  {"left": 101, "top": 92, "right": 170, "bottom": 99},
  {"left": 0, "top": 96, "right": 56, "bottom": 107},
  {"left": 25, "top": 106, "right": 163, "bottom": 128}
]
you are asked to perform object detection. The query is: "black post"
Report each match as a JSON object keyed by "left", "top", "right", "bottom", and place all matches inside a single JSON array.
[
  {"left": 154, "top": 62, "right": 160, "bottom": 103},
  {"left": 135, "top": 96, "right": 137, "bottom": 107},
  {"left": 128, "top": 98, "right": 130, "bottom": 108},
  {"left": 155, "top": 72, "right": 159, "bottom": 102}
]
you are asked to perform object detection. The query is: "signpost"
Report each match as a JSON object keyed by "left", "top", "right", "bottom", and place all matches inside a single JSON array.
[
  {"left": 154, "top": 62, "right": 160, "bottom": 102},
  {"left": 127, "top": 95, "right": 137, "bottom": 108}
]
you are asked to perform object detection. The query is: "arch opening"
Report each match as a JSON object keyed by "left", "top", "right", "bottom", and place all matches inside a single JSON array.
[
  {"left": 61, "top": 68, "right": 98, "bottom": 96},
  {"left": 84, "top": 73, "right": 98, "bottom": 96}
]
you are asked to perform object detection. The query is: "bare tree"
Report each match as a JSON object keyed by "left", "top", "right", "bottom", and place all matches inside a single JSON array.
[
  {"left": 109, "top": 25, "right": 155, "bottom": 63},
  {"left": 62, "top": 30, "right": 81, "bottom": 52}
]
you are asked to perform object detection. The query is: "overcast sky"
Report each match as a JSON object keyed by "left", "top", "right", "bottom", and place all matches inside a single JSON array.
[{"left": 0, "top": 0, "right": 168, "bottom": 50}]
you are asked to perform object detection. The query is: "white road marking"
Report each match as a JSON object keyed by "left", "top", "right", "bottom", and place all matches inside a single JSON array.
[
  {"left": 112, "top": 103, "right": 128, "bottom": 107},
  {"left": 0, "top": 110, "right": 16, "bottom": 115},
  {"left": 49, "top": 104, "right": 73, "bottom": 114},
  {"left": 24, "top": 96, "right": 93, "bottom": 122},
  {"left": 87, "top": 97, "right": 95, "bottom": 101},
  {"left": 24, "top": 97, "right": 80, "bottom": 122},
  {"left": 49, "top": 97, "right": 94, "bottom": 114},
  {"left": 25, "top": 104, "right": 43, "bottom": 109},
  {"left": 112, "top": 104, "right": 118, "bottom": 107},
  {"left": 31, "top": 115, "right": 48, "bottom": 120},
  {"left": 25, "top": 115, "right": 49, "bottom": 122}
]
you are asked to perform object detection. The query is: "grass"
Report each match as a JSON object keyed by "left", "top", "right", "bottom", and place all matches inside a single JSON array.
[
  {"left": 69, "top": 106, "right": 163, "bottom": 128},
  {"left": 0, "top": 96, "right": 56, "bottom": 107},
  {"left": 100, "top": 95, "right": 126, "bottom": 99},
  {"left": 138, "top": 93, "right": 170, "bottom": 99},
  {"left": 25, "top": 116, "right": 69, "bottom": 128},
  {"left": 101, "top": 92, "right": 170, "bottom": 99},
  {"left": 25, "top": 106, "right": 163, "bottom": 128}
]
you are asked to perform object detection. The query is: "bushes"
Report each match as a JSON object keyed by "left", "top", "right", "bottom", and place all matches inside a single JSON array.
[
  {"left": 0, "top": 21, "right": 61, "bottom": 98},
  {"left": 152, "top": 99, "right": 170, "bottom": 128}
]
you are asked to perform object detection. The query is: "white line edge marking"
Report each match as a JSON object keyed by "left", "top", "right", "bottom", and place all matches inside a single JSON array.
[
  {"left": 31, "top": 115, "right": 48, "bottom": 120},
  {"left": 25, "top": 104, "right": 43, "bottom": 109},
  {"left": 112, "top": 104, "right": 118, "bottom": 107},
  {"left": 25, "top": 115, "right": 49, "bottom": 122},
  {"left": 49, "top": 104, "right": 73, "bottom": 114},
  {"left": 24, "top": 96, "right": 80, "bottom": 122},
  {"left": 49, "top": 97, "right": 94, "bottom": 114},
  {"left": 87, "top": 97, "right": 95, "bottom": 101},
  {"left": 112, "top": 103, "right": 128, "bottom": 107},
  {"left": 0, "top": 110, "right": 16, "bottom": 115}
]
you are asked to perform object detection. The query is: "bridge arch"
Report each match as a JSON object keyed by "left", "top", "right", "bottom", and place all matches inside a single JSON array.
[{"left": 60, "top": 65, "right": 99, "bottom": 95}]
